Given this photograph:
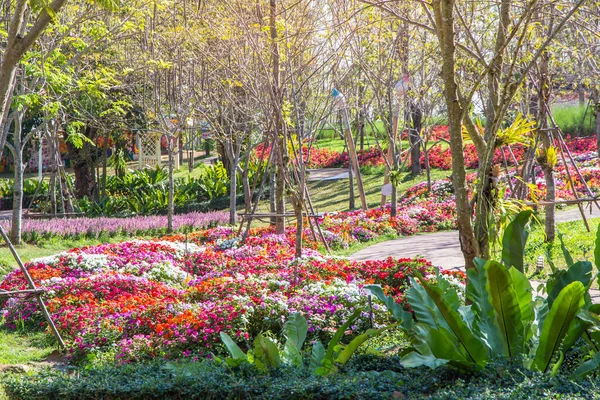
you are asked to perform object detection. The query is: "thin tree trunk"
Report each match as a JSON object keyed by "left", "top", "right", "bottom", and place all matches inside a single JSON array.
[
  {"left": 409, "top": 102, "right": 422, "bottom": 175},
  {"left": 432, "top": 0, "right": 478, "bottom": 270},
  {"left": 538, "top": 3, "right": 556, "bottom": 242},
  {"left": 348, "top": 157, "right": 355, "bottom": 210},
  {"left": 293, "top": 193, "right": 303, "bottom": 258},
  {"left": 270, "top": 0, "right": 285, "bottom": 234},
  {"left": 593, "top": 88, "right": 600, "bottom": 160},
  {"left": 10, "top": 116, "right": 23, "bottom": 245},
  {"left": 269, "top": 163, "right": 276, "bottom": 226},
  {"left": 167, "top": 135, "right": 175, "bottom": 233},
  {"left": 227, "top": 143, "right": 238, "bottom": 226},
  {"left": 101, "top": 130, "right": 109, "bottom": 198}
]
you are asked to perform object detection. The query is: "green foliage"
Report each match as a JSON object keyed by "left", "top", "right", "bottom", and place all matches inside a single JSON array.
[
  {"left": 4, "top": 357, "right": 599, "bottom": 400},
  {"left": 531, "top": 281, "right": 585, "bottom": 373},
  {"left": 219, "top": 311, "right": 386, "bottom": 376},
  {"left": 77, "top": 163, "right": 245, "bottom": 217},
  {"left": 371, "top": 212, "right": 600, "bottom": 377},
  {"left": 501, "top": 209, "right": 533, "bottom": 272}
]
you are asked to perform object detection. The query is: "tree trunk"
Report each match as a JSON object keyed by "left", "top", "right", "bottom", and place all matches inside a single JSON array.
[
  {"left": 66, "top": 126, "right": 98, "bottom": 199},
  {"left": 270, "top": 0, "right": 285, "bottom": 234},
  {"left": 432, "top": 0, "right": 478, "bottom": 270},
  {"left": 242, "top": 167, "right": 251, "bottom": 211},
  {"left": 293, "top": 193, "right": 303, "bottom": 259},
  {"left": 10, "top": 116, "right": 23, "bottom": 245},
  {"left": 101, "top": 130, "right": 109, "bottom": 198},
  {"left": 167, "top": 136, "right": 175, "bottom": 233},
  {"left": 539, "top": 39, "right": 555, "bottom": 242},
  {"left": 409, "top": 102, "right": 422, "bottom": 176},
  {"left": 593, "top": 88, "right": 600, "bottom": 160},
  {"left": 578, "top": 83, "right": 585, "bottom": 107},
  {"left": 473, "top": 0, "right": 511, "bottom": 261},
  {"left": 11, "top": 149, "right": 23, "bottom": 245},
  {"left": 269, "top": 163, "right": 276, "bottom": 226},
  {"left": 227, "top": 144, "right": 238, "bottom": 226},
  {"left": 348, "top": 158, "right": 355, "bottom": 210}
]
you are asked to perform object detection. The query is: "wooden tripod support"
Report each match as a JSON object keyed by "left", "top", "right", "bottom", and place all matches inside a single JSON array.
[{"left": 0, "top": 226, "right": 65, "bottom": 348}]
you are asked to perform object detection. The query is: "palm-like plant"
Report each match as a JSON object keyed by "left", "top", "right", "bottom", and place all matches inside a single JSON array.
[{"left": 368, "top": 210, "right": 600, "bottom": 376}]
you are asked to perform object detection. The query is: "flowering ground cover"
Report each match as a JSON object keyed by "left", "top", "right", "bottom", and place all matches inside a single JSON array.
[
  {"left": 0, "top": 215, "right": 465, "bottom": 364},
  {"left": 0, "top": 211, "right": 229, "bottom": 243},
  {"left": 279, "top": 125, "right": 597, "bottom": 173}
]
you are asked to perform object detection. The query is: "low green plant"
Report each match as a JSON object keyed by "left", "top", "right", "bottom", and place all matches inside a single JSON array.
[
  {"left": 368, "top": 211, "right": 600, "bottom": 377},
  {"left": 219, "top": 311, "right": 392, "bottom": 376}
]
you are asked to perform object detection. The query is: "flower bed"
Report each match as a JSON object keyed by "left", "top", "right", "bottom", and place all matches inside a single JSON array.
[
  {"left": 0, "top": 228, "right": 465, "bottom": 363},
  {"left": 0, "top": 211, "right": 229, "bottom": 243},
  {"left": 265, "top": 125, "right": 597, "bottom": 172}
]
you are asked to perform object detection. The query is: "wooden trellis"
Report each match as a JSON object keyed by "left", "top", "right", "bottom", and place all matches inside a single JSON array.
[{"left": 137, "top": 131, "right": 162, "bottom": 169}]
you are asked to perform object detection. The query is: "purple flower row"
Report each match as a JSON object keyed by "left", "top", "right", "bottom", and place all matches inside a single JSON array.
[{"left": 0, "top": 211, "right": 229, "bottom": 239}]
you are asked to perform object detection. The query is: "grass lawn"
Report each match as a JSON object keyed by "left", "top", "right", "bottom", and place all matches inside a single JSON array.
[
  {"left": 0, "top": 330, "right": 56, "bottom": 365},
  {"left": 307, "top": 168, "right": 451, "bottom": 213},
  {"left": 524, "top": 215, "right": 600, "bottom": 277}
]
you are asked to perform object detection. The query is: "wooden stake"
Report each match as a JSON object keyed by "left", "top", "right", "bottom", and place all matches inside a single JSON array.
[
  {"left": 341, "top": 108, "right": 367, "bottom": 210},
  {"left": 381, "top": 111, "right": 399, "bottom": 207}
]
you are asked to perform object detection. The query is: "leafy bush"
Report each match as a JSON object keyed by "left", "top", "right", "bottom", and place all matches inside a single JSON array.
[
  {"left": 368, "top": 211, "right": 600, "bottom": 376},
  {"left": 3, "top": 357, "right": 599, "bottom": 399}
]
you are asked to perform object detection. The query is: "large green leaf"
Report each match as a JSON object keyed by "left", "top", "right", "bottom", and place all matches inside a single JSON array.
[
  {"left": 314, "top": 309, "right": 362, "bottom": 376},
  {"left": 546, "top": 261, "right": 592, "bottom": 309},
  {"left": 219, "top": 332, "right": 247, "bottom": 361},
  {"left": 467, "top": 261, "right": 507, "bottom": 356},
  {"left": 283, "top": 313, "right": 308, "bottom": 366},
  {"left": 532, "top": 281, "right": 586, "bottom": 373},
  {"left": 595, "top": 224, "right": 600, "bottom": 273},
  {"left": 501, "top": 209, "right": 533, "bottom": 272},
  {"left": 406, "top": 278, "right": 452, "bottom": 333},
  {"left": 419, "top": 279, "right": 489, "bottom": 365},
  {"left": 558, "top": 231, "right": 575, "bottom": 267},
  {"left": 253, "top": 334, "right": 281, "bottom": 372},
  {"left": 310, "top": 341, "right": 325, "bottom": 370},
  {"left": 401, "top": 352, "right": 450, "bottom": 369},
  {"left": 335, "top": 324, "right": 395, "bottom": 365},
  {"left": 486, "top": 261, "right": 525, "bottom": 357},
  {"left": 366, "top": 285, "right": 414, "bottom": 329},
  {"left": 509, "top": 267, "right": 534, "bottom": 341},
  {"left": 574, "top": 351, "right": 600, "bottom": 378},
  {"left": 426, "top": 326, "right": 477, "bottom": 370}
]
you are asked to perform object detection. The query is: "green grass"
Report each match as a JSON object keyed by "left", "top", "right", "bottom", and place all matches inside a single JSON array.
[
  {"left": 0, "top": 330, "right": 57, "bottom": 364},
  {"left": 328, "top": 233, "right": 398, "bottom": 257},
  {"left": 551, "top": 103, "right": 596, "bottom": 136},
  {"left": 307, "top": 168, "right": 451, "bottom": 213},
  {"left": 523, "top": 216, "right": 600, "bottom": 277}
]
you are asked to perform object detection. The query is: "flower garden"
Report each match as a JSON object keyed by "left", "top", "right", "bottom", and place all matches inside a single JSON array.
[
  {"left": 0, "top": 188, "right": 467, "bottom": 364},
  {"left": 1, "top": 128, "right": 600, "bottom": 398}
]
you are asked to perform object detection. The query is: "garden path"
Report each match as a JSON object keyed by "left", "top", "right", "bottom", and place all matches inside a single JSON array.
[
  {"left": 307, "top": 168, "right": 349, "bottom": 181},
  {"left": 350, "top": 207, "right": 600, "bottom": 300}
]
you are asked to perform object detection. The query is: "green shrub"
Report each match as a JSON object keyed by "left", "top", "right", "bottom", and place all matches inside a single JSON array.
[
  {"left": 368, "top": 211, "right": 600, "bottom": 376},
  {"left": 3, "top": 357, "right": 599, "bottom": 400}
]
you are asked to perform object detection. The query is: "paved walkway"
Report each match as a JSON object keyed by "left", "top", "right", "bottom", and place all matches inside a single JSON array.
[
  {"left": 350, "top": 207, "right": 600, "bottom": 300},
  {"left": 307, "top": 168, "right": 349, "bottom": 181}
]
